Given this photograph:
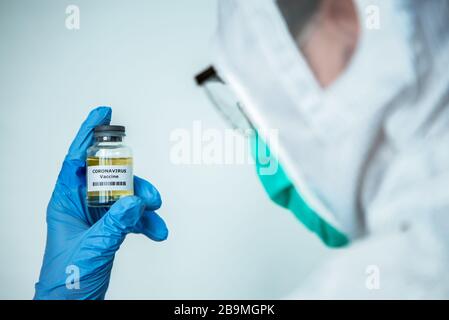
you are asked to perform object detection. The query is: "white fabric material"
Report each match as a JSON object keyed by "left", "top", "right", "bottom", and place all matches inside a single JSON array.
[{"left": 214, "top": 0, "right": 449, "bottom": 298}]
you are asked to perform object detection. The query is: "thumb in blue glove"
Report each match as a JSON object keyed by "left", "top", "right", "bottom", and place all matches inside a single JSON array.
[{"left": 34, "top": 106, "right": 168, "bottom": 300}]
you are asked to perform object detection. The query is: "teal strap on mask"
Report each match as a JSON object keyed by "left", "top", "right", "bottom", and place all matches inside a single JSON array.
[{"left": 251, "top": 134, "right": 349, "bottom": 248}]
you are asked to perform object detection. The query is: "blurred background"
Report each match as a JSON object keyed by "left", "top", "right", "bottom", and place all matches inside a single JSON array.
[{"left": 0, "top": 0, "right": 330, "bottom": 299}]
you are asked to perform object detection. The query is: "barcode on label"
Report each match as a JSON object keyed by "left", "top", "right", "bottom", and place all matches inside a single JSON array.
[{"left": 93, "top": 181, "right": 127, "bottom": 187}]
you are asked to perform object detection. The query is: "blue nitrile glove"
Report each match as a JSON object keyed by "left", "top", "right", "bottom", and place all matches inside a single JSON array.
[{"left": 34, "top": 106, "right": 168, "bottom": 300}]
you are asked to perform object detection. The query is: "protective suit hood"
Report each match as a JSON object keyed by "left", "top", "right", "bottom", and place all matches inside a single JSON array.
[{"left": 213, "top": 0, "right": 449, "bottom": 244}]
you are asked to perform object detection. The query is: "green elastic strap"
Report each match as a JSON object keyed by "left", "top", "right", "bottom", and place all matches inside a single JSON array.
[{"left": 251, "top": 134, "right": 349, "bottom": 248}]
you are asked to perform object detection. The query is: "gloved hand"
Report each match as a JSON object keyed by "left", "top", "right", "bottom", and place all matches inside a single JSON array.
[{"left": 34, "top": 106, "right": 168, "bottom": 300}]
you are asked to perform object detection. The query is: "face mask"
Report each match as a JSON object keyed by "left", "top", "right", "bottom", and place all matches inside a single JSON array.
[{"left": 213, "top": 0, "right": 418, "bottom": 243}]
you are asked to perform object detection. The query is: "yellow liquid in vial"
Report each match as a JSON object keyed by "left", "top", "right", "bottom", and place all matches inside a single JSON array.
[{"left": 86, "top": 157, "right": 133, "bottom": 207}]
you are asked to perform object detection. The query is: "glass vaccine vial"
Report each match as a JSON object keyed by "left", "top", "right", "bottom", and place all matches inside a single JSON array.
[{"left": 86, "top": 125, "right": 134, "bottom": 207}]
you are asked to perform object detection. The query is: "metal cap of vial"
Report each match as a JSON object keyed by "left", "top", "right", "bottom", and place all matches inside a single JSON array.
[{"left": 94, "top": 125, "right": 126, "bottom": 137}]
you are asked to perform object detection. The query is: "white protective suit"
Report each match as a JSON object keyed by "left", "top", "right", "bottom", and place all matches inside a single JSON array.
[{"left": 213, "top": 0, "right": 449, "bottom": 298}]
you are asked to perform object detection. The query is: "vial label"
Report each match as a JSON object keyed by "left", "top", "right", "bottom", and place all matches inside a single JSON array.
[{"left": 87, "top": 164, "right": 133, "bottom": 192}]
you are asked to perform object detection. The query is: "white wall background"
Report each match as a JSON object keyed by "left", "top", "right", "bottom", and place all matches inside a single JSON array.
[{"left": 0, "top": 0, "right": 330, "bottom": 299}]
